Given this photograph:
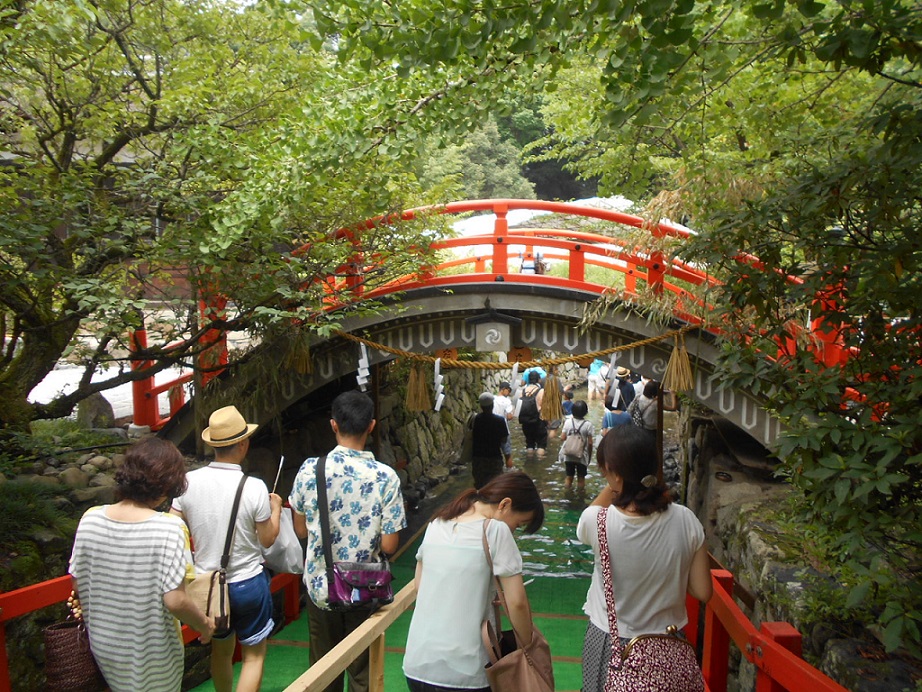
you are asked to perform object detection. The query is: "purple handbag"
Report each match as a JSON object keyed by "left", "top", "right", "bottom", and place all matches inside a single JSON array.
[
  {"left": 315, "top": 455, "right": 393, "bottom": 611},
  {"left": 327, "top": 561, "right": 393, "bottom": 608},
  {"left": 596, "top": 507, "right": 704, "bottom": 692}
]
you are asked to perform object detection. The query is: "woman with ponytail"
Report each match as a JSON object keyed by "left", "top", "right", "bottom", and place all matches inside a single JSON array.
[
  {"left": 577, "top": 425, "right": 712, "bottom": 692},
  {"left": 403, "top": 471, "right": 545, "bottom": 692}
]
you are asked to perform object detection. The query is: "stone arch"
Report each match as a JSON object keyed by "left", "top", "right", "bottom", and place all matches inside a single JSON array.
[{"left": 163, "top": 283, "right": 781, "bottom": 448}]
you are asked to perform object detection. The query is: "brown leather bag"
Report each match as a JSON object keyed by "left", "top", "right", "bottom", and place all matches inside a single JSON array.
[
  {"left": 480, "top": 521, "right": 555, "bottom": 691},
  {"left": 187, "top": 475, "right": 247, "bottom": 636}
]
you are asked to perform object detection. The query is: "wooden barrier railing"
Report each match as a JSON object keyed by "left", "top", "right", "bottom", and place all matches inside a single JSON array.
[
  {"left": 0, "top": 572, "right": 301, "bottom": 692},
  {"left": 282, "top": 582, "right": 417, "bottom": 692},
  {"left": 0, "top": 567, "right": 851, "bottom": 692},
  {"left": 279, "top": 568, "right": 848, "bottom": 692}
]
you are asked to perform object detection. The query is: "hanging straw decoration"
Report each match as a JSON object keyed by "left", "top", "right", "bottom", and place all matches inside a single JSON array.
[
  {"left": 541, "top": 373, "right": 565, "bottom": 422},
  {"left": 662, "top": 333, "right": 694, "bottom": 392},
  {"left": 284, "top": 330, "right": 313, "bottom": 375},
  {"left": 405, "top": 365, "right": 419, "bottom": 410},
  {"left": 405, "top": 364, "right": 432, "bottom": 411}
]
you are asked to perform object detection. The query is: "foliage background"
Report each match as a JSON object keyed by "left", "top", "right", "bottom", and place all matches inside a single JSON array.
[{"left": 1, "top": 0, "right": 919, "bottom": 658}]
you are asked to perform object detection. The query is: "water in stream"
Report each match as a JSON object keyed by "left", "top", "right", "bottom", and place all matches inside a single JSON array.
[
  {"left": 408, "top": 385, "right": 611, "bottom": 580},
  {"left": 509, "top": 385, "right": 606, "bottom": 579}
]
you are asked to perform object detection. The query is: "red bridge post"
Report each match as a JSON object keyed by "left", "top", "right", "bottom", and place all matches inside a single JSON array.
[
  {"left": 702, "top": 569, "right": 734, "bottom": 690},
  {"left": 756, "top": 622, "right": 803, "bottom": 692},
  {"left": 492, "top": 203, "right": 509, "bottom": 274},
  {"left": 129, "top": 328, "right": 159, "bottom": 429}
]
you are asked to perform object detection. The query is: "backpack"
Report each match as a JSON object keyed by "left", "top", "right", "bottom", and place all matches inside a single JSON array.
[
  {"left": 518, "top": 385, "right": 542, "bottom": 424},
  {"left": 561, "top": 420, "right": 587, "bottom": 462},
  {"left": 629, "top": 398, "right": 650, "bottom": 428}
]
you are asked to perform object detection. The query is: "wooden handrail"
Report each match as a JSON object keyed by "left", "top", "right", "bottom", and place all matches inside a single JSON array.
[
  {"left": 0, "top": 572, "right": 300, "bottom": 692},
  {"left": 1, "top": 564, "right": 856, "bottom": 692},
  {"left": 282, "top": 581, "right": 417, "bottom": 692},
  {"left": 701, "top": 570, "right": 848, "bottom": 692},
  {"left": 282, "top": 568, "right": 849, "bottom": 692}
]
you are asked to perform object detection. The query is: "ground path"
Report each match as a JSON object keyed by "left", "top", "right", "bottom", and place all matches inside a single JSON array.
[{"left": 189, "top": 391, "right": 680, "bottom": 691}]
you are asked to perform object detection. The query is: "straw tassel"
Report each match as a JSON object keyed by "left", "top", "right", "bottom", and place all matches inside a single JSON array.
[
  {"left": 662, "top": 334, "right": 694, "bottom": 392},
  {"left": 405, "top": 364, "right": 432, "bottom": 411},
  {"left": 541, "top": 374, "right": 565, "bottom": 422},
  {"left": 406, "top": 365, "right": 419, "bottom": 410},
  {"left": 285, "top": 331, "right": 313, "bottom": 375}
]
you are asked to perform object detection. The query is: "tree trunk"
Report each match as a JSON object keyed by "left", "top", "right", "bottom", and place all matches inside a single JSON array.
[{"left": 0, "top": 314, "right": 82, "bottom": 431}]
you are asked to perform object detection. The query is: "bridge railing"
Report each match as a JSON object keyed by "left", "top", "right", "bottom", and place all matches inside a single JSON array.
[
  {"left": 0, "top": 566, "right": 849, "bottom": 692},
  {"left": 128, "top": 198, "right": 851, "bottom": 429},
  {"left": 280, "top": 567, "right": 849, "bottom": 692},
  {"left": 0, "top": 572, "right": 300, "bottom": 692}
]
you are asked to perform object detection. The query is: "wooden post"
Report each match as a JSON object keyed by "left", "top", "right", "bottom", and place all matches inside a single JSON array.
[
  {"left": 756, "top": 622, "right": 803, "bottom": 692},
  {"left": 648, "top": 250, "right": 666, "bottom": 294},
  {"left": 492, "top": 204, "right": 508, "bottom": 274},
  {"left": 569, "top": 245, "right": 586, "bottom": 282},
  {"left": 129, "top": 328, "right": 159, "bottom": 429},
  {"left": 702, "top": 570, "right": 733, "bottom": 691},
  {"left": 368, "top": 634, "right": 386, "bottom": 692}
]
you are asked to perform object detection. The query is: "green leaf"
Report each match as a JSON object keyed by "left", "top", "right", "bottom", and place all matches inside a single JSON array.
[
  {"left": 846, "top": 581, "right": 871, "bottom": 608},
  {"left": 796, "top": 0, "right": 826, "bottom": 17}
]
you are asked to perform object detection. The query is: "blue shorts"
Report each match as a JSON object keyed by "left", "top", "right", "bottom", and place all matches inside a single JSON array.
[{"left": 222, "top": 569, "right": 274, "bottom": 646}]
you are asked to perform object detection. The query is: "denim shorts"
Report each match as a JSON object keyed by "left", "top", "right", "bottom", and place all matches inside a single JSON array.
[{"left": 222, "top": 569, "right": 274, "bottom": 646}]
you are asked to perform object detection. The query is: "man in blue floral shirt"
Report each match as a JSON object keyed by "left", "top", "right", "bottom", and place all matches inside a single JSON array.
[{"left": 290, "top": 390, "right": 406, "bottom": 692}]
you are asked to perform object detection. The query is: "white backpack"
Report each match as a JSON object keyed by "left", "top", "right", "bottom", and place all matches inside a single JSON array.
[{"left": 561, "top": 420, "right": 588, "bottom": 462}]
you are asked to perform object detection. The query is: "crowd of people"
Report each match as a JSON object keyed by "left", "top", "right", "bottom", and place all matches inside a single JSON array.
[{"left": 68, "top": 367, "right": 706, "bottom": 692}]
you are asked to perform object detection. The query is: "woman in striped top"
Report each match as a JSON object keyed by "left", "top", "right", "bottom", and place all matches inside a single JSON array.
[{"left": 69, "top": 438, "right": 214, "bottom": 691}]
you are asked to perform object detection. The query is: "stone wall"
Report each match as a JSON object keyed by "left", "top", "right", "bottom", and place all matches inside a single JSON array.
[
  {"left": 681, "top": 408, "right": 920, "bottom": 692},
  {"left": 1, "top": 357, "right": 582, "bottom": 691}
]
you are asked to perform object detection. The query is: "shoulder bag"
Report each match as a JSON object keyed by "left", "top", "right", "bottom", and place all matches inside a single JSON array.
[
  {"left": 316, "top": 455, "right": 393, "bottom": 611},
  {"left": 596, "top": 507, "right": 704, "bottom": 692},
  {"left": 458, "top": 411, "right": 477, "bottom": 466},
  {"left": 187, "top": 474, "right": 247, "bottom": 637},
  {"left": 480, "top": 520, "right": 555, "bottom": 692},
  {"left": 261, "top": 459, "right": 305, "bottom": 574},
  {"left": 43, "top": 591, "right": 105, "bottom": 692}
]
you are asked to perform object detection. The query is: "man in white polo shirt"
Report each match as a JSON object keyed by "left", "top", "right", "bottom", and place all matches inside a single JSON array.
[{"left": 172, "top": 405, "right": 282, "bottom": 692}]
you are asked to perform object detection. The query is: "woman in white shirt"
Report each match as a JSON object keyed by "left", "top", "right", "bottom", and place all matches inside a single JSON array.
[
  {"left": 403, "top": 472, "right": 545, "bottom": 691},
  {"left": 577, "top": 425, "right": 712, "bottom": 692}
]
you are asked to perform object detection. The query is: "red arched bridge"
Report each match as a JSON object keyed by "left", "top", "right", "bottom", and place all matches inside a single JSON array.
[
  {"left": 133, "top": 199, "right": 845, "bottom": 450},
  {"left": 0, "top": 200, "right": 853, "bottom": 692}
]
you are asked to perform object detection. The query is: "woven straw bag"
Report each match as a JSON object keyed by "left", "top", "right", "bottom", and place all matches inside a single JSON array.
[{"left": 43, "top": 617, "right": 105, "bottom": 692}]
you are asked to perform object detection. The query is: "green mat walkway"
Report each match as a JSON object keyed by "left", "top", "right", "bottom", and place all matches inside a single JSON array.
[{"left": 191, "top": 398, "right": 614, "bottom": 691}]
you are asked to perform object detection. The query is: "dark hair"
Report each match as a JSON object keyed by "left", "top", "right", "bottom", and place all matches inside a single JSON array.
[
  {"left": 643, "top": 380, "right": 661, "bottom": 398},
  {"left": 527, "top": 371, "right": 541, "bottom": 383},
  {"left": 332, "top": 390, "right": 374, "bottom": 436},
  {"left": 571, "top": 399, "right": 588, "bottom": 418},
  {"left": 564, "top": 390, "right": 574, "bottom": 400},
  {"left": 433, "top": 471, "right": 545, "bottom": 534},
  {"left": 115, "top": 438, "right": 187, "bottom": 504},
  {"left": 596, "top": 425, "right": 671, "bottom": 515}
]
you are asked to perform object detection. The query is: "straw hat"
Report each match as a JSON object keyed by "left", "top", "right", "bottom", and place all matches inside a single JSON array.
[
  {"left": 202, "top": 405, "right": 258, "bottom": 448},
  {"left": 616, "top": 366, "right": 631, "bottom": 378}
]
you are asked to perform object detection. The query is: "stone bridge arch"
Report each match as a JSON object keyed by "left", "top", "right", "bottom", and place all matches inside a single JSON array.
[{"left": 163, "top": 282, "right": 781, "bottom": 450}]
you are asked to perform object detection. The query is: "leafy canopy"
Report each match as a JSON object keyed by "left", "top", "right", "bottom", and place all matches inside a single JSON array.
[{"left": 304, "top": 0, "right": 922, "bottom": 653}]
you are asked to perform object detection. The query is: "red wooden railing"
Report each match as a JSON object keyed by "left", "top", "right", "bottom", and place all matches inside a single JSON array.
[
  {"left": 128, "top": 198, "right": 852, "bottom": 427},
  {"left": 690, "top": 570, "right": 848, "bottom": 692},
  {"left": 0, "top": 567, "right": 848, "bottom": 692},
  {"left": 0, "top": 572, "right": 300, "bottom": 692}
]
